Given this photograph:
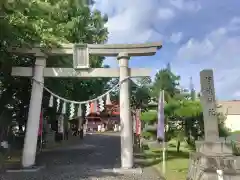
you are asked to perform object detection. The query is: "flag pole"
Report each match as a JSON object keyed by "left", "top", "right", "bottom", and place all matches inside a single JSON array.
[
  {"left": 162, "top": 90, "right": 166, "bottom": 175},
  {"left": 162, "top": 140, "right": 166, "bottom": 175},
  {"left": 157, "top": 90, "right": 166, "bottom": 176}
]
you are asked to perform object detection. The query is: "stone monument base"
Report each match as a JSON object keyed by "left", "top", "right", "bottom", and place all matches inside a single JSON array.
[
  {"left": 195, "top": 140, "right": 233, "bottom": 155},
  {"left": 187, "top": 140, "right": 240, "bottom": 180}
]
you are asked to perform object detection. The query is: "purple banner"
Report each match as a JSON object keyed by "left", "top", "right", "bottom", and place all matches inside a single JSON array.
[{"left": 157, "top": 90, "right": 165, "bottom": 139}]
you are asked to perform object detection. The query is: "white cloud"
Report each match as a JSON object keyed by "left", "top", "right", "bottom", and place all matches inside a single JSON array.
[
  {"left": 103, "top": 2, "right": 164, "bottom": 44},
  {"left": 176, "top": 18, "right": 240, "bottom": 65},
  {"left": 169, "top": 32, "right": 183, "bottom": 44},
  {"left": 170, "top": 0, "right": 201, "bottom": 12},
  {"left": 94, "top": 0, "right": 167, "bottom": 66},
  {"left": 157, "top": 8, "right": 175, "bottom": 20},
  {"left": 233, "top": 91, "right": 240, "bottom": 97},
  {"left": 94, "top": 0, "right": 202, "bottom": 46},
  {"left": 93, "top": 0, "right": 240, "bottom": 99},
  {"left": 176, "top": 38, "right": 215, "bottom": 61},
  {"left": 173, "top": 17, "right": 240, "bottom": 99}
]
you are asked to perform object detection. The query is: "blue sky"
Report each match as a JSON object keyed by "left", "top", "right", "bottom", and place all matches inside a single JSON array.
[{"left": 93, "top": 0, "right": 240, "bottom": 100}]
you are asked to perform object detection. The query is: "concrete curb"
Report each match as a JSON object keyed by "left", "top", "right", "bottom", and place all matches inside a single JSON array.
[
  {"left": 6, "top": 166, "right": 45, "bottom": 173},
  {"left": 112, "top": 167, "right": 143, "bottom": 174}
]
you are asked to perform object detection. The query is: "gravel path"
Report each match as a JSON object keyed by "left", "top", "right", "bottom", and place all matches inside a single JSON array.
[{"left": 0, "top": 133, "right": 162, "bottom": 180}]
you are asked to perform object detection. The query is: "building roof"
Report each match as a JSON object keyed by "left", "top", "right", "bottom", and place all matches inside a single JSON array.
[
  {"left": 217, "top": 100, "right": 240, "bottom": 115},
  {"left": 87, "top": 102, "right": 120, "bottom": 116}
]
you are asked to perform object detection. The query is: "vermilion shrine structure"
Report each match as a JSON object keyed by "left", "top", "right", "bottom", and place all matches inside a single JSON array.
[
  {"left": 86, "top": 101, "right": 120, "bottom": 131},
  {"left": 10, "top": 43, "right": 162, "bottom": 171}
]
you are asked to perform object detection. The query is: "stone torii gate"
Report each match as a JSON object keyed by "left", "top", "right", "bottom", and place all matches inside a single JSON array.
[{"left": 10, "top": 43, "right": 162, "bottom": 169}]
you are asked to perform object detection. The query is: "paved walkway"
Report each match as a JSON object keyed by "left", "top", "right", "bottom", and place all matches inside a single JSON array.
[{"left": 0, "top": 133, "right": 162, "bottom": 180}]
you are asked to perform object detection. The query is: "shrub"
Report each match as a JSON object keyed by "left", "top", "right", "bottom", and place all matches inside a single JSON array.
[
  {"left": 141, "top": 111, "right": 157, "bottom": 124},
  {"left": 232, "top": 141, "right": 240, "bottom": 156},
  {"left": 142, "top": 130, "right": 157, "bottom": 140}
]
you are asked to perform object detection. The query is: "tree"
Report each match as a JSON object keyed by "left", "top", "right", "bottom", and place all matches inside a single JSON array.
[
  {"left": 130, "top": 77, "right": 152, "bottom": 111},
  {"left": 141, "top": 66, "right": 182, "bottom": 143},
  {"left": 0, "top": 0, "right": 110, "bottom": 142},
  {"left": 106, "top": 77, "right": 152, "bottom": 111},
  {"left": 151, "top": 66, "right": 180, "bottom": 102},
  {"left": 173, "top": 100, "right": 202, "bottom": 152}
]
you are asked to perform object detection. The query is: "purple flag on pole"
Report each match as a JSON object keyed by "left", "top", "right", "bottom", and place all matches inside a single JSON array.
[{"left": 157, "top": 90, "right": 165, "bottom": 139}]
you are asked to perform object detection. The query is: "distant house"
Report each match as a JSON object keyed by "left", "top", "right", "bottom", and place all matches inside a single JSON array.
[{"left": 217, "top": 100, "right": 240, "bottom": 132}]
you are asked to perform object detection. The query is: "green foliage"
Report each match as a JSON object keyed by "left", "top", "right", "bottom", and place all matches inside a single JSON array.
[
  {"left": 0, "top": 0, "right": 110, "bottom": 136},
  {"left": 217, "top": 112, "right": 230, "bottom": 137},
  {"left": 109, "top": 77, "right": 152, "bottom": 111},
  {"left": 142, "top": 131, "right": 155, "bottom": 140},
  {"left": 232, "top": 141, "right": 240, "bottom": 156},
  {"left": 177, "top": 101, "right": 200, "bottom": 117},
  {"left": 151, "top": 64, "right": 181, "bottom": 102},
  {"left": 229, "top": 131, "right": 240, "bottom": 156},
  {"left": 141, "top": 110, "right": 157, "bottom": 123}
]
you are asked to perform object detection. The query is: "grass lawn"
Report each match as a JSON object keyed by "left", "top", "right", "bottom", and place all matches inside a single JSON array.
[
  {"left": 155, "top": 151, "right": 189, "bottom": 180},
  {"left": 142, "top": 141, "right": 190, "bottom": 180}
]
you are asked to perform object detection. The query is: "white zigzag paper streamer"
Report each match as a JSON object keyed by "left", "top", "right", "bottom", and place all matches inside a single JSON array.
[
  {"left": 69, "top": 103, "right": 75, "bottom": 119},
  {"left": 62, "top": 102, "right": 66, "bottom": 114},
  {"left": 49, "top": 95, "right": 54, "bottom": 107},
  {"left": 99, "top": 97, "right": 104, "bottom": 112},
  {"left": 77, "top": 104, "right": 82, "bottom": 117},
  {"left": 105, "top": 93, "right": 112, "bottom": 105},
  {"left": 85, "top": 103, "right": 90, "bottom": 116},
  {"left": 56, "top": 98, "right": 60, "bottom": 112}
]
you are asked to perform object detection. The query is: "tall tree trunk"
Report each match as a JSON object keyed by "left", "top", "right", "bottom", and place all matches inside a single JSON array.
[{"left": 177, "top": 140, "right": 181, "bottom": 152}]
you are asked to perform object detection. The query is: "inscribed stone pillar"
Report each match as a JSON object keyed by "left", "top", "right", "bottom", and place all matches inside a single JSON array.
[
  {"left": 118, "top": 52, "right": 133, "bottom": 169},
  {"left": 186, "top": 69, "right": 239, "bottom": 180},
  {"left": 200, "top": 69, "right": 219, "bottom": 141},
  {"left": 22, "top": 55, "right": 46, "bottom": 167}
]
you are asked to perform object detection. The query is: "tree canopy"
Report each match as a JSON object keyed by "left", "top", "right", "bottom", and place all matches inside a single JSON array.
[
  {"left": 151, "top": 63, "right": 180, "bottom": 102},
  {"left": 0, "top": 0, "right": 110, "bottom": 135}
]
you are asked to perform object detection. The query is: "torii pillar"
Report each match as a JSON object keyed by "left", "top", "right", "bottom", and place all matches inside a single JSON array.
[
  {"left": 118, "top": 52, "right": 133, "bottom": 168},
  {"left": 10, "top": 43, "right": 162, "bottom": 169}
]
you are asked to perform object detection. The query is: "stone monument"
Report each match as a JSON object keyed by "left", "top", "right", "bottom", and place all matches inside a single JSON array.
[{"left": 187, "top": 69, "right": 240, "bottom": 180}]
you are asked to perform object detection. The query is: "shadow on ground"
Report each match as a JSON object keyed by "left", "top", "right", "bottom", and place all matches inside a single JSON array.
[
  {"left": 36, "top": 133, "right": 121, "bottom": 169},
  {"left": 1, "top": 133, "right": 124, "bottom": 180},
  {"left": 1, "top": 169, "right": 124, "bottom": 180}
]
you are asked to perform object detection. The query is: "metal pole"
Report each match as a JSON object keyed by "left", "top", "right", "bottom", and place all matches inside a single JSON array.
[
  {"left": 162, "top": 90, "right": 166, "bottom": 175},
  {"left": 162, "top": 133, "right": 166, "bottom": 175}
]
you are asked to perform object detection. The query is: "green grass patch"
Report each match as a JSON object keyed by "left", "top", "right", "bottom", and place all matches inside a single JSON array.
[
  {"left": 154, "top": 150, "right": 189, "bottom": 180},
  {"left": 141, "top": 141, "right": 190, "bottom": 180}
]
